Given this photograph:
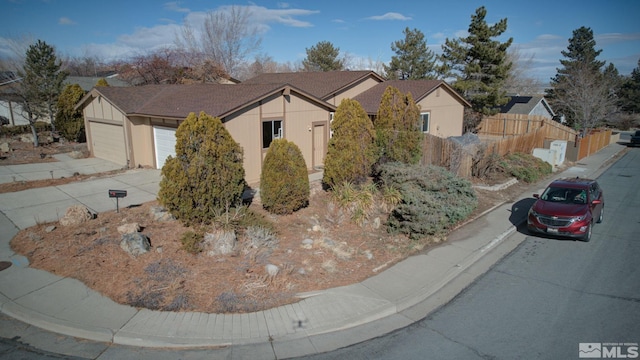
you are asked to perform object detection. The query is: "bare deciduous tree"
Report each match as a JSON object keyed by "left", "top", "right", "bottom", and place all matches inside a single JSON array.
[
  {"left": 115, "top": 48, "right": 181, "bottom": 85},
  {"left": 503, "top": 47, "right": 544, "bottom": 95},
  {"left": 175, "top": 5, "right": 261, "bottom": 77},
  {"left": 554, "top": 62, "right": 618, "bottom": 132}
]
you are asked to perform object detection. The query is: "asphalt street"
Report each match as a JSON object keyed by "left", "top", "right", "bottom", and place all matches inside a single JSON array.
[{"left": 299, "top": 147, "right": 640, "bottom": 359}]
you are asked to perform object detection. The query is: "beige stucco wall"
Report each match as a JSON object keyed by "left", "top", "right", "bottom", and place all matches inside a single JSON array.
[
  {"left": 225, "top": 92, "right": 330, "bottom": 185},
  {"left": 417, "top": 87, "right": 465, "bottom": 138}
]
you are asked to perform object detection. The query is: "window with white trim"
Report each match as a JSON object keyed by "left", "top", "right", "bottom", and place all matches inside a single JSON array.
[
  {"left": 262, "top": 120, "right": 283, "bottom": 149},
  {"left": 420, "top": 112, "right": 430, "bottom": 133}
]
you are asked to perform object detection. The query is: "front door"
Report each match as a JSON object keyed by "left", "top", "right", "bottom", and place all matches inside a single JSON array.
[{"left": 312, "top": 123, "right": 326, "bottom": 170}]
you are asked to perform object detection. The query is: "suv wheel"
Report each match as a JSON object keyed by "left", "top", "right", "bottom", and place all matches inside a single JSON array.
[
  {"left": 597, "top": 207, "right": 604, "bottom": 223},
  {"left": 581, "top": 222, "right": 592, "bottom": 242}
]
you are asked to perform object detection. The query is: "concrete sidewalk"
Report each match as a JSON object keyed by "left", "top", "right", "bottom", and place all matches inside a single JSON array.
[
  {"left": 0, "top": 154, "right": 125, "bottom": 185},
  {"left": 0, "top": 145, "right": 627, "bottom": 359}
]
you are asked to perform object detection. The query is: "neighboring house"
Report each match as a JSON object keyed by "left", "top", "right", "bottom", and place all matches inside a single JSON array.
[
  {"left": 77, "top": 83, "right": 336, "bottom": 185},
  {"left": 353, "top": 80, "right": 472, "bottom": 138},
  {"left": 499, "top": 95, "right": 555, "bottom": 120},
  {"left": 65, "top": 75, "right": 130, "bottom": 91},
  {"left": 0, "top": 71, "right": 30, "bottom": 126}
]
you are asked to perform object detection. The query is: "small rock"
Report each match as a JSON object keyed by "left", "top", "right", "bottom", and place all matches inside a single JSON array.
[
  {"left": 265, "top": 264, "right": 279, "bottom": 277},
  {"left": 0, "top": 142, "right": 9, "bottom": 153},
  {"left": 322, "top": 238, "right": 335, "bottom": 247},
  {"left": 120, "top": 233, "right": 151, "bottom": 257},
  {"left": 45, "top": 225, "right": 56, "bottom": 233},
  {"left": 117, "top": 222, "right": 140, "bottom": 235},
  {"left": 312, "top": 224, "right": 321, "bottom": 232},
  {"left": 68, "top": 150, "right": 85, "bottom": 159},
  {"left": 28, "top": 232, "right": 42, "bottom": 242},
  {"left": 156, "top": 246, "right": 163, "bottom": 254},
  {"left": 372, "top": 217, "right": 381, "bottom": 229},
  {"left": 301, "top": 238, "right": 314, "bottom": 249},
  {"left": 363, "top": 250, "right": 374, "bottom": 260}
]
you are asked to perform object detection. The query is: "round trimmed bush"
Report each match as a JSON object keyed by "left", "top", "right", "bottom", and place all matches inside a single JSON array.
[{"left": 260, "top": 139, "right": 309, "bottom": 214}]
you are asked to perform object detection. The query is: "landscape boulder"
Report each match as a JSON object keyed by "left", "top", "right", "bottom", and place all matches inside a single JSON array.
[
  {"left": 117, "top": 222, "right": 140, "bottom": 234},
  {"left": 149, "top": 206, "right": 175, "bottom": 222},
  {"left": 59, "top": 205, "right": 94, "bottom": 227},
  {"left": 120, "top": 233, "right": 151, "bottom": 257},
  {"left": 0, "top": 142, "right": 10, "bottom": 153},
  {"left": 203, "top": 230, "right": 237, "bottom": 256}
]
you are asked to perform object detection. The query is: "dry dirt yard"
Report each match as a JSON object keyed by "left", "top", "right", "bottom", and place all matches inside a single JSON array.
[{"left": 6, "top": 137, "right": 537, "bottom": 314}]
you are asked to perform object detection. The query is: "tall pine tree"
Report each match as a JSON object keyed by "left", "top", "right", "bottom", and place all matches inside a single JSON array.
[
  {"left": 619, "top": 58, "right": 640, "bottom": 114},
  {"left": 438, "top": 6, "right": 512, "bottom": 117},
  {"left": 546, "top": 27, "right": 613, "bottom": 129},
  {"left": 302, "top": 41, "right": 344, "bottom": 72},
  {"left": 384, "top": 28, "right": 437, "bottom": 80},
  {"left": 18, "top": 40, "right": 68, "bottom": 139}
]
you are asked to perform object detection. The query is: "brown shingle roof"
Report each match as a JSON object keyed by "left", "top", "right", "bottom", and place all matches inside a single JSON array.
[
  {"left": 353, "top": 80, "right": 471, "bottom": 114},
  {"left": 242, "top": 71, "right": 384, "bottom": 100},
  {"left": 86, "top": 83, "right": 322, "bottom": 119}
]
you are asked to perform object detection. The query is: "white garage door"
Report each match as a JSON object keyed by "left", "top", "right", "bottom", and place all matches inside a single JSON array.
[
  {"left": 89, "top": 121, "right": 127, "bottom": 165},
  {"left": 154, "top": 126, "right": 177, "bottom": 169}
]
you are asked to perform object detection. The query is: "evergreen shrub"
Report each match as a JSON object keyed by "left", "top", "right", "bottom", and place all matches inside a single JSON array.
[
  {"left": 322, "top": 98, "right": 377, "bottom": 189},
  {"left": 260, "top": 139, "right": 309, "bottom": 215},
  {"left": 378, "top": 162, "right": 477, "bottom": 239},
  {"left": 157, "top": 111, "right": 245, "bottom": 225}
]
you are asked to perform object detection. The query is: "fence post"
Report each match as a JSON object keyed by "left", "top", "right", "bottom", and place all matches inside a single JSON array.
[{"left": 502, "top": 117, "right": 507, "bottom": 138}]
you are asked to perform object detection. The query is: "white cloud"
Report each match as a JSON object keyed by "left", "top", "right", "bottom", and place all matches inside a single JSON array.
[
  {"left": 366, "top": 12, "right": 411, "bottom": 21},
  {"left": 164, "top": 1, "right": 189, "bottom": 13},
  {"left": 59, "top": 17, "right": 76, "bottom": 25},
  {"left": 596, "top": 32, "right": 640, "bottom": 45}
]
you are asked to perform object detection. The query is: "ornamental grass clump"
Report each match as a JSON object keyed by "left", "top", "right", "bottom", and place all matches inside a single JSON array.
[{"left": 377, "top": 162, "right": 477, "bottom": 239}]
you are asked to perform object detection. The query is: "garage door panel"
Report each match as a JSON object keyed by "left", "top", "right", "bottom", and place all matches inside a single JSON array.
[
  {"left": 154, "top": 126, "right": 176, "bottom": 169},
  {"left": 89, "top": 122, "right": 126, "bottom": 165}
]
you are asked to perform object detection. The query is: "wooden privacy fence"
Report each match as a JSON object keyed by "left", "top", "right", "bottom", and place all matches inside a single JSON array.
[
  {"left": 421, "top": 115, "right": 612, "bottom": 178},
  {"left": 478, "top": 114, "right": 577, "bottom": 141},
  {"left": 577, "top": 129, "right": 612, "bottom": 160},
  {"left": 420, "top": 133, "right": 473, "bottom": 178},
  {"left": 421, "top": 128, "right": 555, "bottom": 179}
]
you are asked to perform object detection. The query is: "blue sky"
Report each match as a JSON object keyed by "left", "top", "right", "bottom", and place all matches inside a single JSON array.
[{"left": 1, "top": 0, "right": 639, "bottom": 85}]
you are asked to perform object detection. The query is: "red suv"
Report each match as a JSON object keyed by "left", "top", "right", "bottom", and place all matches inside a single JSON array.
[{"left": 527, "top": 177, "right": 604, "bottom": 242}]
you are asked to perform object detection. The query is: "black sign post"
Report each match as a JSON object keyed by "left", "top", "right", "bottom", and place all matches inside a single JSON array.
[{"left": 108, "top": 189, "right": 127, "bottom": 213}]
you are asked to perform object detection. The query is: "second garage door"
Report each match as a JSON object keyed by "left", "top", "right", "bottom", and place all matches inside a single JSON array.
[{"left": 154, "top": 126, "right": 176, "bottom": 169}]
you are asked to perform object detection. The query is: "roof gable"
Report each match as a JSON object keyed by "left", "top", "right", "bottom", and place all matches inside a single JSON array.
[
  {"left": 500, "top": 95, "right": 554, "bottom": 116},
  {"left": 353, "top": 80, "right": 471, "bottom": 114},
  {"left": 242, "top": 71, "right": 385, "bottom": 100}
]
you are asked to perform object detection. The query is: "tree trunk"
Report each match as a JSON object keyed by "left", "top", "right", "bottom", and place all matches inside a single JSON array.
[
  {"left": 48, "top": 103, "right": 56, "bottom": 132},
  {"left": 29, "top": 113, "right": 39, "bottom": 148}
]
